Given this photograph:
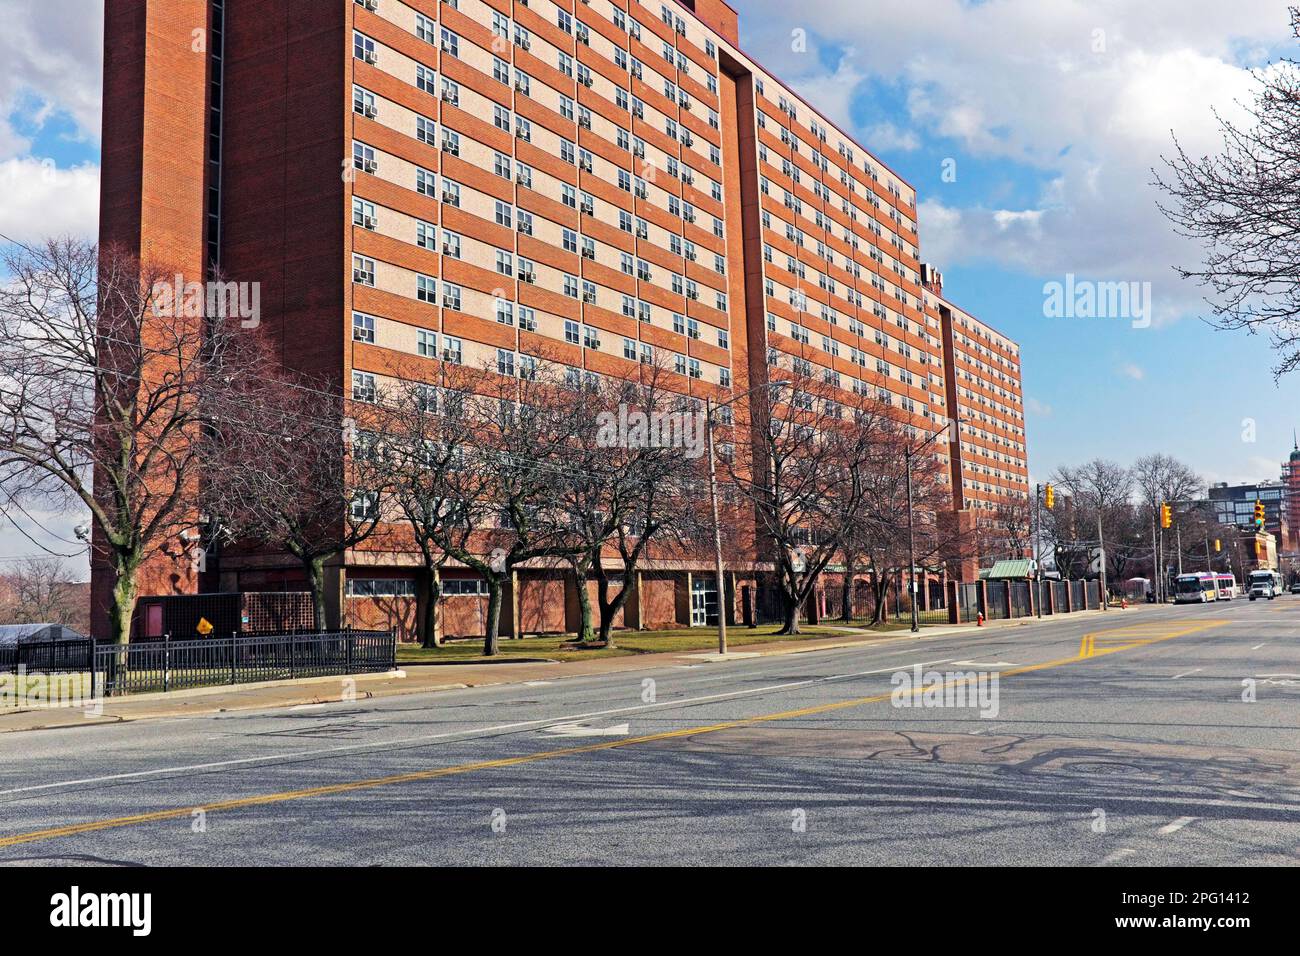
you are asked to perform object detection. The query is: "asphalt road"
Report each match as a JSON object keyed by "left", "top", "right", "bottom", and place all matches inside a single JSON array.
[{"left": 0, "top": 599, "right": 1296, "bottom": 866}]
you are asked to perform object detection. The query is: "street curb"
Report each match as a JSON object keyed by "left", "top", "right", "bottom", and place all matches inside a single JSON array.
[{"left": 0, "top": 604, "right": 1143, "bottom": 734}]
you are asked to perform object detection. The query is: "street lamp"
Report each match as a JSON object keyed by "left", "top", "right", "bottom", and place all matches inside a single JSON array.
[
  {"left": 704, "top": 379, "right": 792, "bottom": 655},
  {"left": 904, "top": 416, "right": 963, "bottom": 633}
]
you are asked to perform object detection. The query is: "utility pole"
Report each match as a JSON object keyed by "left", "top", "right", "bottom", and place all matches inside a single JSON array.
[
  {"left": 1176, "top": 524, "right": 1183, "bottom": 575},
  {"left": 1034, "top": 483, "right": 1043, "bottom": 618},
  {"left": 1097, "top": 509, "right": 1108, "bottom": 610},
  {"left": 1151, "top": 507, "right": 1160, "bottom": 603}
]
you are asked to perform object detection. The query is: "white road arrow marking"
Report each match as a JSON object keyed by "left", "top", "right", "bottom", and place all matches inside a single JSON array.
[{"left": 541, "top": 721, "right": 630, "bottom": 738}]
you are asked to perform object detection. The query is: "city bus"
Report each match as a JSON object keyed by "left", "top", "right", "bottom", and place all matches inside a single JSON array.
[
  {"left": 1215, "top": 574, "right": 1237, "bottom": 600},
  {"left": 1248, "top": 569, "right": 1282, "bottom": 601},
  {"left": 1174, "top": 572, "right": 1218, "bottom": 604}
]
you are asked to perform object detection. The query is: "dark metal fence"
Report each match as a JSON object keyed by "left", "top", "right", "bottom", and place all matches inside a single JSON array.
[
  {"left": 1009, "top": 581, "right": 1032, "bottom": 618},
  {"left": 94, "top": 631, "right": 395, "bottom": 697},
  {"left": 0, "top": 639, "right": 93, "bottom": 674},
  {"left": 985, "top": 581, "right": 1009, "bottom": 620}
]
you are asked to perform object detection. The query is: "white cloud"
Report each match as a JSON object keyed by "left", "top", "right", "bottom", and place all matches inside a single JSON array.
[
  {"left": 1025, "top": 396, "right": 1053, "bottom": 417},
  {"left": 1119, "top": 362, "right": 1146, "bottom": 381},
  {"left": 0, "top": 158, "right": 99, "bottom": 240},
  {"left": 739, "top": 0, "right": 1292, "bottom": 320},
  {"left": 0, "top": 0, "right": 103, "bottom": 161}
]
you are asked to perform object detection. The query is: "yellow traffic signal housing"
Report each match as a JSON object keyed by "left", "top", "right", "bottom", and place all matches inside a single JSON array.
[
  {"left": 1160, "top": 503, "right": 1172, "bottom": 529},
  {"left": 1254, "top": 500, "right": 1266, "bottom": 529},
  {"left": 1044, "top": 483, "right": 1055, "bottom": 509},
  {"left": 1214, "top": 539, "right": 1221, "bottom": 552}
]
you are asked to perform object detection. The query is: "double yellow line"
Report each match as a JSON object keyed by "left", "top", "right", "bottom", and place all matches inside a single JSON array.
[{"left": 0, "top": 619, "right": 1223, "bottom": 850}]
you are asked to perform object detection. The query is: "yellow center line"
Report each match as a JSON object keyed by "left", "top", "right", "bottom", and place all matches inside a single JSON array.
[{"left": 0, "top": 619, "right": 1224, "bottom": 850}]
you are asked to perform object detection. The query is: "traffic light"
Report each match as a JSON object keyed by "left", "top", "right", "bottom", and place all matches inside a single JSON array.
[
  {"left": 1214, "top": 539, "right": 1221, "bottom": 553},
  {"left": 1254, "top": 499, "right": 1265, "bottom": 530},
  {"left": 1160, "top": 502, "right": 1172, "bottom": 529},
  {"left": 1044, "top": 483, "right": 1054, "bottom": 509}
]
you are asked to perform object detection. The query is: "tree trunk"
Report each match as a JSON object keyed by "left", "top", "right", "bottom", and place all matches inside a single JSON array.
[
  {"left": 305, "top": 555, "right": 327, "bottom": 632},
  {"left": 571, "top": 557, "right": 595, "bottom": 643},
  {"left": 108, "top": 556, "right": 140, "bottom": 645},
  {"left": 595, "top": 572, "right": 629, "bottom": 648},
  {"left": 871, "top": 582, "right": 889, "bottom": 625},
  {"left": 421, "top": 565, "right": 442, "bottom": 649},
  {"left": 779, "top": 595, "right": 801, "bottom": 635},
  {"left": 483, "top": 575, "right": 503, "bottom": 656},
  {"left": 841, "top": 557, "right": 856, "bottom": 622}
]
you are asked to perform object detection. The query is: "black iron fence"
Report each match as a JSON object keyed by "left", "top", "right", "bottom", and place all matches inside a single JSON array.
[
  {"left": 94, "top": 631, "right": 395, "bottom": 697},
  {"left": 0, "top": 639, "right": 93, "bottom": 674}
]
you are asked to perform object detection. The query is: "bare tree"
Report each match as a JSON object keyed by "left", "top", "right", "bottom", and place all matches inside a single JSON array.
[
  {"left": 725, "top": 362, "right": 900, "bottom": 635},
  {"left": 205, "top": 371, "right": 393, "bottom": 631},
  {"left": 0, "top": 238, "right": 268, "bottom": 643},
  {"left": 425, "top": 358, "right": 587, "bottom": 656},
  {"left": 1154, "top": 14, "right": 1300, "bottom": 378},
  {"left": 0, "top": 557, "right": 85, "bottom": 628},
  {"left": 572, "top": 359, "right": 710, "bottom": 647},
  {"left": 369, "top": 374, "right": 480, "bottom": 648},
  {"left": 1050, "top": 459, "right": 1134, "bottom": 596},
  {"left": 1131, "top": 453, "right": 1203, "bottom": 597}
]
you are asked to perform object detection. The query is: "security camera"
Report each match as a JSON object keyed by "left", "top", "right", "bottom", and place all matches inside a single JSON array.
[{"left": 73, "top": 524, "right": 90, "bottom": 542}]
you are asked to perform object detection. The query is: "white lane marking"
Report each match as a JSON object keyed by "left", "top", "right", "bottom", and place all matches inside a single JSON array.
[
  {"left": 0, "top": 657, "right": 957, "bottom": 798},
  {"left": 522, "top": 681, "right": 552, "bottom": 687},
  {"left": 1171, "top": 668, "right": 1202, "bottom": 679},
  {"left": 950, "top": 661, "right": 1019, "bottom": 668},
  {"left": 541, "top": 721, "right": 630, "bottom": 738},
  {"left": 1252, "top": 643, "right": 1268, "bottom": 650},
  {"left": 1158, "top": 816, "right": 1198, "bottom": 834},
  {"left": 1101, "top": 848, "right": 1137, "bottom": 865},
  {"left": 289, "top": 703, "right": 327, "bottom": 711}
]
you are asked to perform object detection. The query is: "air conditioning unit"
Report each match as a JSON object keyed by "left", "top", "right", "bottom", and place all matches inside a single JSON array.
[
  {"left": 581, "top": 247, "right": 595, "bottom": 260},
  {"left": 581, "top": 203, "right": 594, "bottom": 216},
  {"left": 582, "top": 292, "right": 596, "bottom": 303},
  {"left": 353, "top": 269, "right": 369, "bottom": 284},
  {"left": 515, "top": 128, "right": 528, "bottom": 139},
  {"left": 362, "top": 103, "right": 377, "bottom": 118},
  {"left": 581, "top": 75, "right": 593, "bottom": 87},
  {"left": 578, "top": 116, "right": 591, "bottom": 130},
  {"left": 360, "top": 215, "right": 376, "bottom": 230},
  {"left": 519, "top": 272, "right": 535, "bottom": 284},
  {"left": 362, "top": 158, "right": 378, "bottom": 174},
  {"left": 518, "top": 37, "right": 531, "bottom": 51},
  {"left": 441, "top": 90, "right": 457, "bottom": 104},
  {"left": 361, "top": 49, "right": 377, "bottom": 64},
  {"left": 442, "top": 142, "right": 459, "bottom": 156},
  {"left": 357, "top": 0, "right": 377, "bottom": 10},
  {"left": 515, "top": 78, "right": 528, "bottom": 93}
]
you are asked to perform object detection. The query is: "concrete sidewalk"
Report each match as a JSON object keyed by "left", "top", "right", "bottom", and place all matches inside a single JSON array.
[{"left": 0, "top": 604, "right": 1134, "bottom": 734}]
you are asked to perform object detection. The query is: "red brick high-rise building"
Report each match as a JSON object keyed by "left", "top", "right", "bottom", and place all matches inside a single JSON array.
[{"left": 96, "top": 0, "right": 1028, "bottom": 640}]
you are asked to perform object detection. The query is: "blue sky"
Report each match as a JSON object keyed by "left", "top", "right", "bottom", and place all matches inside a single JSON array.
[{"left": 737, "top": 0, "right": 1300, "bottom": 487}]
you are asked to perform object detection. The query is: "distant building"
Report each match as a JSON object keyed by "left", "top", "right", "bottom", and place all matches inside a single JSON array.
[
  {"left": 1284, "top": 436, "right": 1300, "bottom": 552},
  {"left": 1206, "top": 480, "right": 1289, "bottom": 544}
]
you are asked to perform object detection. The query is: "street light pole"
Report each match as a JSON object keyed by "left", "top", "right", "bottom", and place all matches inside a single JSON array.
[
  {"left": 1035, "top": 483, "right": 1043, "bottom": 618},
  {"left": 906, "top": 446, "right": 918, "bottom": 632},
  {"left": 705, "top": 396, "right": 727, "bottom": 656}
]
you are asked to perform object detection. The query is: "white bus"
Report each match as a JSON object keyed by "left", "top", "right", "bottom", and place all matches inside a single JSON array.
[
  {"left": 1214, "top": 574, "right": 1237, "bottom": 600},
  {"left": 1174, "top": 572, "right": 1218, "bottom": 604},
  {"left": 1248, "top": 569, "right": 1282, "bottom": 601}
]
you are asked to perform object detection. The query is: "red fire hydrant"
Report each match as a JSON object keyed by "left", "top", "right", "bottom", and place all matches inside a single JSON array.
[{"left": 977, "top": 612, "right": 985, "bottom": 627}]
